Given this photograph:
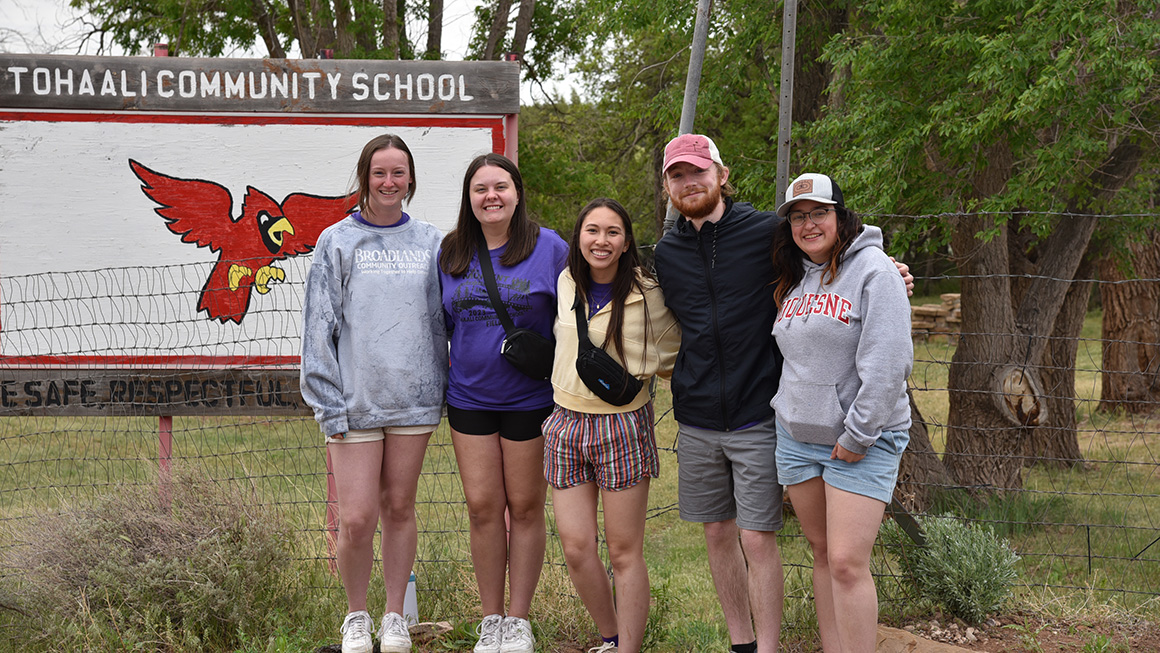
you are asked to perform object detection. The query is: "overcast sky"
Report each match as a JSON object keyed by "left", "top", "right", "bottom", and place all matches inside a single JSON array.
[{"left": 0, "top": 0, "right": 485, "bottom": 59}]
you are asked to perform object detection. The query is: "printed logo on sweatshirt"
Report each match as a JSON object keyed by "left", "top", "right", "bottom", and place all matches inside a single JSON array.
[
  {"left": 354, "top": 247, "right": 432, "bottom": 273},
  {"left": 777, "top": 292, "right": 852, "bottom": 325},
  {"left": 452, "top": 268, "right": 533, "bottom": 326}
]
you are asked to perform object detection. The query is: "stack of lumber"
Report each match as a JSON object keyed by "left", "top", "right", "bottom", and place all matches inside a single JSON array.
[{"left": 911, "top": 293, "right": 961, "bottom": 343}]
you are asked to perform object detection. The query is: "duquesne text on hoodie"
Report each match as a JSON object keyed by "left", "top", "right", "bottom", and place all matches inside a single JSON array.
[{"left": 777, "top": 292, "right": 853, "bottom": 325}]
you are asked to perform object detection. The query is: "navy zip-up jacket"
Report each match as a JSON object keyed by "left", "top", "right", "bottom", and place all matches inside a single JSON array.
[{"left": 654, "top": 199, "right": 784, "bottom": 431}]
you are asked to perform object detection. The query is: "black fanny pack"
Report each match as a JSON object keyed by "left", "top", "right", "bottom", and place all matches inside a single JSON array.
[
  {"left": 574, "top": 295, "right": 643, "bottom": 406},
  {"left": 477, "top": 239, "right": 555, "bottom": 380}
]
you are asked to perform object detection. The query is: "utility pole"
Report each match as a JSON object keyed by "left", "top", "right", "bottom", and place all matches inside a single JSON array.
[
  {"left": 662, "top": 0, "right": 713, "bottom": 235},
  {"left": 776, "top": 0, "right": 798, "bottom": 200}
]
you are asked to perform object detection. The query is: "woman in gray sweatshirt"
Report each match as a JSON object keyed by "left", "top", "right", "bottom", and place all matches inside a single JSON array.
[
  {"left": 301, "top": 134, "right": 448, "bottom": 653},
  {"left": 770, "top": 173, "right": 912, "bottom": 653}
]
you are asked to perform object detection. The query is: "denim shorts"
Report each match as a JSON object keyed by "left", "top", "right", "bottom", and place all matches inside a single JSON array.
[
  {"left": 775, "top": 420, "right": 909, "bottom": 504},
  {"left": 676, "top": 416, "right": 784, "bottom": 532}
]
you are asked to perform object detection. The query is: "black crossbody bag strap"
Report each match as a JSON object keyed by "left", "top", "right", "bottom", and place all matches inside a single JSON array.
[
  {"left": 476, "top": 239, "right": 517, "bottom": 335},
  {"left": 572, "top": 294, "right": 597, "bottom": 353}
]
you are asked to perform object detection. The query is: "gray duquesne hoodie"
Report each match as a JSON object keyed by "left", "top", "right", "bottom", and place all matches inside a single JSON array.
[{"left": 771, "top": 225, "right": 912, "bottom": 455}]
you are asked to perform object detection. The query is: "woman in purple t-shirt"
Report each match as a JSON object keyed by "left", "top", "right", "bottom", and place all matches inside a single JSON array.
[{"left": 438, "top": 153, "right": 568, "bottom": 653}]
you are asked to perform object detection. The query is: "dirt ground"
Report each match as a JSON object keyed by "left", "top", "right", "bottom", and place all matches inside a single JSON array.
[{"left": 892, "top": 611, "right": 1160, "bottom": 652}]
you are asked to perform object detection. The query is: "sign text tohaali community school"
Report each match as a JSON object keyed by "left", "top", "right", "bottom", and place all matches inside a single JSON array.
[{"left": 0, "top": 55, "right": 520, "bottom": 114}]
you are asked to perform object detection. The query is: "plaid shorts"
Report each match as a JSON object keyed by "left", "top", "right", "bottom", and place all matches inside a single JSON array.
[{"left": 542, "top": 402, "right": 659, "bottom": 491}]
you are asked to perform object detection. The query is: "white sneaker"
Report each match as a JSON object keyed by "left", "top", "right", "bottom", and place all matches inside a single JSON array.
[
  {"left": 340, "top": 610, "right": 374, "bottom": 653},
  {"left": 499, "top": 616, "right": 535, "bottom": 653},
  {"left": 474, "top": 613, "right": 504, "bottom": 653},
  {"left": 588, "top": 643, "right": 618, "bottom": 653},
  {"left": 377, "top": 611, "right": 412, "bottom": 653}
]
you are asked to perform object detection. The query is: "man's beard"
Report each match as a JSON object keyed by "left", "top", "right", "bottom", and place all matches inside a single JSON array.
[{"left": 670, "top": 183, "right": 722, "bottom": 219}]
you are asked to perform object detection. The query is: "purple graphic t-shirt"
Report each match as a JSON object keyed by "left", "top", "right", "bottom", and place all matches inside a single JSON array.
[{"left": 441, "top": 227, "right": 568, "bottom": 411}]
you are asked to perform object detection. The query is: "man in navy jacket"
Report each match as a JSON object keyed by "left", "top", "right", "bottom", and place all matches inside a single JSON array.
[{"left": 654, "top": 134, "right": 910, "bottom": 653}]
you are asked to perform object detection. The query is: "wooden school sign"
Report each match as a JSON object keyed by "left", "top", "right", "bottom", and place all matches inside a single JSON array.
[
  {"left": 0, "top": 55, "right": 518, "bottom": 114},
  {"left": 0, "top": 54, "right": 520, "bottom": 416}
]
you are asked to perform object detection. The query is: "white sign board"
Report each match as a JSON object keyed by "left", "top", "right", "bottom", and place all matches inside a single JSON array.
[{"left": 0, "top": 56, "right": 517, "bottom": 365}]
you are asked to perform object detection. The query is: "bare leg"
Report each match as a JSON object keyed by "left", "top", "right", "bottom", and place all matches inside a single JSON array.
[
  {"left": 739, "top": 528, "right": 782, "bottom": 651},
  {"left": 452, "top": 429, "right": 509, "bottom": 616},
  {"left": 379, "top": 431, "right": 431, "bottom": 614},
  {"left": 554, "top": 483, "right": 618, "bottom": 637},
  {"left": 786, "top": 478, "right": 839, "bottom": 652},
  {"left": 825, "top": 484, "right": 886, "bottom": 653},
  {"left": 703, "top": 519, "right": 756, "bottom": 646},
  {"left": 602, "top": 480, "right": 651, "bottom": 653},
  {"left": 501, "top": 435, "right": 548, "bottom": 619},
  {"left": 329, "top": 440, "right": 385, "bottom": 613}
]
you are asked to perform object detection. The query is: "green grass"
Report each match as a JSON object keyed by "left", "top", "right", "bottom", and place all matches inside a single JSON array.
[{"left": 3, "top": 311, "right": 1160, "bottom": 651}]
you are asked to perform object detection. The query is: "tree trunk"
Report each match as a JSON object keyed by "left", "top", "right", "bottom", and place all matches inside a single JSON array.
[
  {"left": 250, "top": 0, "right": 286, "bottom": 58},
  {"left": 1007, "top": 222, "right": 1087, "bottom": 469},
  {"left": 397, "top": 0, "right": 412, "bottom": 58},
  {"left": 1099, "top": 229, "right": 1160, "bottom": 411},
  {"left": 382, "top": 0, "right": 400, "bottom": 58},
  {"left": 334, "top": 0, "right": 356, "bottom": 56},
  {"left": 483, "top": 0, "right": 513, "bottom": 60},
  {"left": 288, "top": 0, "right": 317, "bottom": 59},
  {"left": 510, "top": 0, "right": 535, "bottom": 59},
  {"left": 313, "top": 0, "right": 338, "bottom": 53},
  {"left": 795, "top": 2, "right": 849, "bottom": 123},
  {"left": 942, "top": 142, "right": 1142, "bottom": 493},
  {"left": 943, "top": 216, "right": 1031, "bottom": 492},
  {"left": 1026, "top": 258, "right": 1090, "bottom": 468},
  {"left": 425, "top": 0, "right": 444, "bottom": 59},
  {"left": 352, "top": 0, "right": 378, "bottom": 52},
  {"left": 895, "top": 390, "right": 952, "bottom": 512}
]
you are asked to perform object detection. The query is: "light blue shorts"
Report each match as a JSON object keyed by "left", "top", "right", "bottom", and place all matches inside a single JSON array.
[{"left": 775, "top": 420, "right": 908, "bottom": 504}]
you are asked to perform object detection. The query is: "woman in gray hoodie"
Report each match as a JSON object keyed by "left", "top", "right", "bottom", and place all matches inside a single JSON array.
[
  {"left": 301, "top": 134, "right": 448, "bottom": 653},
  {"left": 769, "top": 173, "right": 912, "bottom": 653}
]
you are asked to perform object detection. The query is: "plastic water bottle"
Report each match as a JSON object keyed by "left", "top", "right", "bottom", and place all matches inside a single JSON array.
[{"left": 403, "top": 570, "right": 418, "bottom": 626}]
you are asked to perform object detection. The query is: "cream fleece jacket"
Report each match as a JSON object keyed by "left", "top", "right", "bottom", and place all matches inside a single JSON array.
[{"left": 551, "top": 268, "right": 681, "bottom": 414}]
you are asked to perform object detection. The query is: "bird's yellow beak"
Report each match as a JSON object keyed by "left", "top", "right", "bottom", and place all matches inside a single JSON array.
[{"left": 267, "top": 218, "right": 294, "bottom": 246}]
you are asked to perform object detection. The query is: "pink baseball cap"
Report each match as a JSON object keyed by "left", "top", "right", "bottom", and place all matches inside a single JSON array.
[{"left": 662, "top": 134, "right": 724, "bottom": 172}]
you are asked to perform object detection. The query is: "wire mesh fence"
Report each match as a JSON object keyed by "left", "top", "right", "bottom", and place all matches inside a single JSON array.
[{"left": 1, "top": 246, "right": 1158, "bottom": 632}]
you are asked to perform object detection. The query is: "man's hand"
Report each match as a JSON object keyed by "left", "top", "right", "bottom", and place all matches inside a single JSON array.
[{"left": 890, "top": 257, "right": 915, "bottom": 297}]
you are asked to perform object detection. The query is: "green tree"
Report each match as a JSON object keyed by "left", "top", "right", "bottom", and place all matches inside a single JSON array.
[
  {"left": 67, "top": 0, "right": 435, "bottom": 58},
  {"left": 802, "top": 0, "right": 1160, "bottom": 491}
]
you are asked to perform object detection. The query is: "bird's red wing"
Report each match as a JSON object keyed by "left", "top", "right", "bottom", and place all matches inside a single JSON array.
[
  {"left": 278, "top": 192, "right": 359, "bottom": 257},
  {"left": 129, "top": 160, "right": 240, "bottom": 253}
]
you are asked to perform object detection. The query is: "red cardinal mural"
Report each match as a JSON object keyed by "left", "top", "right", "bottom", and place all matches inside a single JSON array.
[{"left": 130, "top": 160, "right": 356, "bottom": 324}]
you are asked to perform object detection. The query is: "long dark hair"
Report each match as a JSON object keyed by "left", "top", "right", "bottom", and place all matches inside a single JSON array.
[
  {"left": 568, "top": 198, "right": 654, "bottom": 366},
  {"left": 439, "top": 153, "right": 540, "bottom": 276},
  {"left": 771, "top": 204, "right": 863, "bottom": 306},
  {"left": 354, "top": 134, "right": 415, "bottom": 214}
]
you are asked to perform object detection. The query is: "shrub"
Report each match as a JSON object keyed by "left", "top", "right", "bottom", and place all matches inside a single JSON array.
[
  {"left": 882, "top": 513, "right": 1020, "bottom": 623},
  {"left": 1, "top": 465, "right": 302, "bottom": 652}
]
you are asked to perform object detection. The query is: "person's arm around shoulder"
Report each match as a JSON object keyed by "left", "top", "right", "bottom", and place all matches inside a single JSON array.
[{"left": 644, "top": 278, "right": 682, "bottom": 379}]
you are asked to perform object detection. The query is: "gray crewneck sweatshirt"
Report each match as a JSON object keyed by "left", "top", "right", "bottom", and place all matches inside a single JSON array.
[
  {"left": 771, "top": 225, "right": 912, "bottom": 454},
  {"left": 300, "top": 213, "right": 448, "bottom": 438}
]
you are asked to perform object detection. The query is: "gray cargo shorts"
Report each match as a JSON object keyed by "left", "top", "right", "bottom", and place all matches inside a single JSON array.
[{"left": 676, "top": 416, "right": 784, "bottom": 531}]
